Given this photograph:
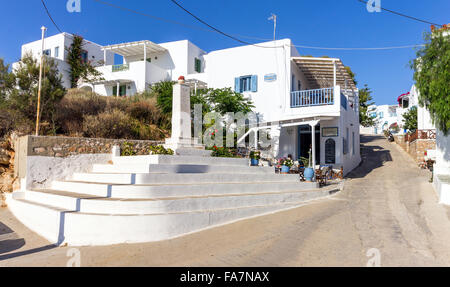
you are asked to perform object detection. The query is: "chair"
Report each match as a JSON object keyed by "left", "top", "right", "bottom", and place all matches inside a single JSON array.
[{"left": 315, "top": 166, "right": 330, "bottom": 187}]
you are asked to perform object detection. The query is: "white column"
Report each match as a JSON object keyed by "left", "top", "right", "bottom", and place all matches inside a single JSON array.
[
  {"left": 165, "top": 83, "right": 193, "bottom": 149},
  {"left": 311, "top": 124, "right": 316, "bottom": 169},
  {"left": 103, "top": 50, "right": 106, "bottom": 66},
  {"left": 333, "top": 60, "right": 337, "bottom": 87},
  {"left": 254, "top": 129, "right": 258, "bottom": 150},
  {"left": 116, "top": 82, "right": 120, "bottom": 97},
  {"left": 143, "top": 44, "right": 147, "bottom": 89}
]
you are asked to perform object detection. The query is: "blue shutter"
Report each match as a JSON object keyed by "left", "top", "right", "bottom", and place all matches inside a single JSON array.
[
  {"left": 251, "top": 75, "right": 258, "bottom": 92},
  {"left": 235, "top": 77, "right": 240, "bottom": 93}
]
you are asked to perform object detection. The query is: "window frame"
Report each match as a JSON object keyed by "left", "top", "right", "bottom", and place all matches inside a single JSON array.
[{"left": 239, "top": 76, "right": 252, "bottom": 93}]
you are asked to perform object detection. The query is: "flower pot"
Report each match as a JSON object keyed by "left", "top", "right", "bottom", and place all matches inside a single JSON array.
[
  {"left": 251, "top": 159, "right": 259, "bottom": 166},
  {"left": 281, "top": 165, "right": 290, "bottom": 174},
  {"left": 304, "top": 167, "right": 315, "bottom": 181}
]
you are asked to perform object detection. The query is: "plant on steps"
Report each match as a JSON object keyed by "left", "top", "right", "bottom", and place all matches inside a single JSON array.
[
  {"left": 210, "top": 146, "right": 237, "bottom": 158},
  {"left": 121, "top": 141, "right": 136, "bottom": 156},
  {"left": 250, "top": 150, "right": 261, "bottom": 166},
  {"left": 148, "top": 145, "right": 174, "bottom": 155}
]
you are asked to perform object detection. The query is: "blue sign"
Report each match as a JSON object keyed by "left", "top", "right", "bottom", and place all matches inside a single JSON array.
[{"left": 264, "top": 73, "right": 277, "bottom": 82}]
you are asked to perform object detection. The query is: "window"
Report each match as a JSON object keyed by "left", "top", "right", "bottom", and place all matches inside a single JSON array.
[
  {"left": 194, "top": 58, "right": 202, "bottom": 73},
  {"left": 43, "top": 49, "right": 51, "bottom": 56},
  {"left": 54, "top": 46, "right": 59, "bottom": 58},
  {"left": 352, "top": 132, "right": 355, "bottom": 155},
  {"left": 235, "top": 75, "right": 258, "bottom": 93},
  {"left": 81, "top": 50, "right": 88, "bottom": 63},
  {"left": 240, "top": 76, "right": 251, "bottom": 92},
  {"left": 343, "top": 128, "right": 349, "bottom": 155},
  {"left": 298, "top": 80, "right": 302, "bottom": 91},
  {"left": 379, "top": 112, "right": 384, "bottom": 118},
  {"left": 291, "top": 75, "right": 295, "bottom": 91}
]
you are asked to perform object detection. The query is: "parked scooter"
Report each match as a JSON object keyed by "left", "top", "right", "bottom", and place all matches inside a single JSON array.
[{"left": 387, "top": 131, "right": 395, "bottom": 142}]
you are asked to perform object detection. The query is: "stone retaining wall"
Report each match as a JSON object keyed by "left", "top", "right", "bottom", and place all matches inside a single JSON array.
[
  {"left": 24, "top": 136, "right": 164, "bottom": 157},
  {"left": 393, "top": 134, "right": 436, "bottom": 163},
  {"left": 14, "top": 135, "right": 164, "bottom": 180}
]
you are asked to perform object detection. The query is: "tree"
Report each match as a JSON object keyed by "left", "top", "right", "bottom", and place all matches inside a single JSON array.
[
  {"left": 199, "top": 87, "right": 254, "bottom": 115},
  {"left": 412, "top": 29, "right": 450, "bottom": 135},
  {"left": 402, "top": 106, "right": 418, "bottom": 132},
  {"left": 359, "top": 84, "right": 375, "bottom": 127},
  {"left": 66, "top": 35, "right": 103, "bottom": 88},
  {"left": 8, "top": 53, "right": 66, "bottom": 134},
  {"left": 0, "top": 58, "right": 14, "bottom": 106},
  {"left": 152, "top": 80, "right": 175, "bottom": 115}
]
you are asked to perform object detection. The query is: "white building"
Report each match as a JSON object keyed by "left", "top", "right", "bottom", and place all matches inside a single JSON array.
[
  {"left": 364, "top": 104, "right": 399, "bottom": 135},
  {"left": 17, "top": 34, "right": 361, "bottom": 175}
]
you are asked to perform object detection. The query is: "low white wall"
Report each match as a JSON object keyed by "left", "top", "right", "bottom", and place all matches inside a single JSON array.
[{"left": 24, "top": 154, "right": 111, "bottom": 190}]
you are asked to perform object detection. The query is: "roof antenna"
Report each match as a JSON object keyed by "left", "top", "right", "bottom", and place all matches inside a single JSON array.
[{"left": 268, "top": 14, "right": 277, "bottom": 41}]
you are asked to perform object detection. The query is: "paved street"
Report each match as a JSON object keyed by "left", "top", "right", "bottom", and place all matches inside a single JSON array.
[{"left": 1, "top": 135, "right": 450, "bottom": 267}]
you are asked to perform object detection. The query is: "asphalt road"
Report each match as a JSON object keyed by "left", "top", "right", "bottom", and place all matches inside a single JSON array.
[{"left": 1, "top": 135, "right": 450, "bottom": 267}]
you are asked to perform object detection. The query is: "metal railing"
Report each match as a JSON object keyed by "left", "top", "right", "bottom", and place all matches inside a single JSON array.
[
  {"left": 112, "top": 64, "right": 130, "bottom": 72},
  {"left": 290, "top": 87, "right": 334, "bottom": 108}
]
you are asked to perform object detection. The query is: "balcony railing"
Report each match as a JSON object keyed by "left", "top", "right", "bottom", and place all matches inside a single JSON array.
[
  {"left": 290, "top": 87, "right": 334, "bottom": 108},
  {"left": 112, "top": 64, "right": 130, "bottom": 72}
]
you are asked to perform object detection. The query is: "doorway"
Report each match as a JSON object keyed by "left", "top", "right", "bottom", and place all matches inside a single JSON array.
[
  {"left": 113, "top": 85, "right": 127, "bottom": 97},
  {"left": 297, "top": 125, "right": 320, "bottom": 164}
]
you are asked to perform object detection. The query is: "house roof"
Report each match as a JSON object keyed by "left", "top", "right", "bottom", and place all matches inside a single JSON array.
[
  {"left": 292, "top": 57, "right": 357, "bottom": 91},
  {"left": 102, "top": 40, "right": 167, "bottom": 57}
]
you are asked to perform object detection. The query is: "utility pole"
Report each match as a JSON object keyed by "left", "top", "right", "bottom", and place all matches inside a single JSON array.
[
  {"left": 268, "top": 14, "right": 277, "bottom": 41},
  {"left": 35, "top": 26, "right": 47, "bottom": 136}
]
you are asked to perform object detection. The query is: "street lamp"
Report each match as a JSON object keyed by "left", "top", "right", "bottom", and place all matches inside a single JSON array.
[{"left": 35, "top": 26, "right": 47, "bottom": 136}]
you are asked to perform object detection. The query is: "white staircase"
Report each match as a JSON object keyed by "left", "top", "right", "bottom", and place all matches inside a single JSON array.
[{"left": 6, "top": 154, "right": 333, "bottom": 246}]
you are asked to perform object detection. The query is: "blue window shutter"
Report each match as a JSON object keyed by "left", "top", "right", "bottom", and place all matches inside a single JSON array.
[
  {"left": 235, "top": 77, "right": 240, "bottom": 93},
  {"left": 251, "top": 75, "right": 258, "bottom": 92}
]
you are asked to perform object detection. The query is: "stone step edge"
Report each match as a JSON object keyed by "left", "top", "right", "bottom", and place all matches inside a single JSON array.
[
  {"left": 28, "top": 187, "right": 328, "bottom": 202},
  {"left": 13, "top": 189, "right": 335, "bottom": 217}
]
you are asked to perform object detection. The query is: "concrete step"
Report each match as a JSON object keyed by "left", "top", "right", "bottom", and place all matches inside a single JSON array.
[
  {"left": 23, "top": 188, "right": 329, "bottom": 215},
  {"left": 70, "top": 172, "right": 300, "bottom": 185},
  {"left": 112, "top": 155, "right": 250, "bottom": 167},
  {"left": 91, "top": 163, "right": 274, "bottom": 174},
  {"left": 6, "top": 191, "right": 332, "bottom": 246},
  {"left": 175, "top": 148, "right": 212, "bottom": 157},
  {"left": 51, "top": 180, "right": 318, "bottom": 199}
]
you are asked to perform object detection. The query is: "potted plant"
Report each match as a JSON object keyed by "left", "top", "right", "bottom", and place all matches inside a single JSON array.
[
  {"left": 250, "top": 150, "right": 261, "bottom": 166},
  {"left": 278, "top": 157, "right": 294, "bottom": 174},
  {"left": 301, "top": 149, "right": 315, "bottom": 181}
]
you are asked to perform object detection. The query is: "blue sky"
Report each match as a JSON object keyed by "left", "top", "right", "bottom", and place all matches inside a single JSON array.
[{"left": 0, "top": 0, "right": 448, "bottom": 105}]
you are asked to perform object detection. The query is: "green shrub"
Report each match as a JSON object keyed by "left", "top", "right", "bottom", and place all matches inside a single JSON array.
[
  {"left": 210, "top": 146, "right": 238, "bottom": 158},
  {"left": 121, "top": 141, "right": 136, "bottom": 156},
  {"left": 82, "top": 109, "right": 138, "bottom": 139},
  {"left": 148, "top": 145, "right": 174, "bottom": 155},
  {"left": 56, "top": 89, "right": 107, "bottom": 135}
]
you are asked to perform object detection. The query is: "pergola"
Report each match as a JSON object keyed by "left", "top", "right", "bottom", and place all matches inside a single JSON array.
[
  {"left": 101, "top": 40, "right": 167, "bottom": 60},
  {"left": 292, "top": 57, "right": 357, "bottom": 91}
]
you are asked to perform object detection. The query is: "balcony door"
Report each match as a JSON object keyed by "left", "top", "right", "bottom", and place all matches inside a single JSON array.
[
  {"left": 297, "top": 125, "right": 320, "bottom": 164},
  {"left": 113, "top": 85, "right": 127, "bottom": 97}
]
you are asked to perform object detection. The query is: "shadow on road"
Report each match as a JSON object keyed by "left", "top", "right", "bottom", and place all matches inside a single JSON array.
[
  {"left": 347, "top": 135, "right": 393, "bottom": 179},
  {"left": 0, "top": 221, "right": 26, "bottom": 256},
  {"left": 0, "top": 221, "right": 57, "bottom": 262}
]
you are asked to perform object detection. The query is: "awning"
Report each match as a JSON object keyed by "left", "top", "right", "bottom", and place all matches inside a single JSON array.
[
  {"left": 185, "top": 79, "right": 208, "bottom": 90},
  {"left": 102, "top": 40, "right": 167, "bottom": 57},
  {"left": 292, "top": 57, "right": 357, "bottom": 90}
]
